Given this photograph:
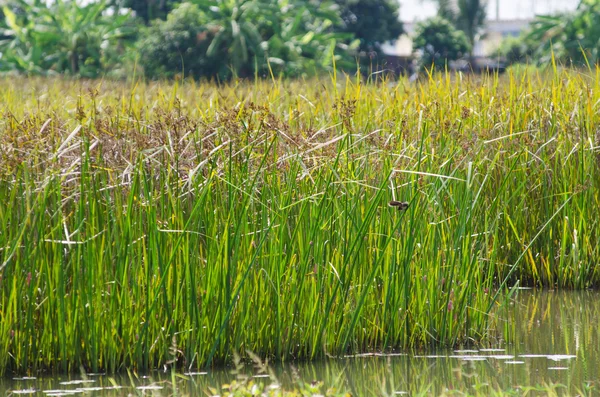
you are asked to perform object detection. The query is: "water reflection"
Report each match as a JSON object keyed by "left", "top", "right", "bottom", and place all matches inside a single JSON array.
[{"left": 2, "top": 291, "right": 599, "bottom": 396}]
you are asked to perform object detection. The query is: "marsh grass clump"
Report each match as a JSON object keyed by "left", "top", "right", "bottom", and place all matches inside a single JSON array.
[{"left": 0, "top": 70, "right": 599, "bottom": 374}]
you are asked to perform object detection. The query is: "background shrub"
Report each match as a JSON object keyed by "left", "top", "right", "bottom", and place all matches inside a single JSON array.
[{"left": 412, "top": 16, "right": 470, "bottom": 70}]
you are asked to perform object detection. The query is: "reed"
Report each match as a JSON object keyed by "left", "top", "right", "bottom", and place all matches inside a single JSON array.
[{"left": 0, "top": 68, "right": 598, "bottom": 373}]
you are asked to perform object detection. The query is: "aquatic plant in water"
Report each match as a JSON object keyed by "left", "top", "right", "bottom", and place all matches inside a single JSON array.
[{"left": 0, "top": 69, "right": 598, "bottom": 374}]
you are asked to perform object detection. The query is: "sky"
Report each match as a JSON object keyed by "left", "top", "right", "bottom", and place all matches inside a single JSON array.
[{"left": 398, "top": 0, "right": 580, "bottom": 22}]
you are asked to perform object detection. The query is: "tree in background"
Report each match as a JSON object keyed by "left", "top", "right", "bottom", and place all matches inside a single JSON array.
[
  {"left": 138, "top": 0, "right": 267, "bottom": 80},
  {"left": 137, "top": 3, "right": 220, "bottom": 79},
  {"left": 138, "top": 0, "right": 355, "bottom": 80},
  {"left": 525, "top": 0, "right": 600, "bottom": 66},
  {"left": 493, "top": 0, "right": 600, "bottom": 67},
  {"left": 436, "top": 0, "right": 456, "bottom": 21},
  {"left": 432, "top": 0, "right": 486, "bottom": 57},
  {"left": 334, "top": 0, "right": 403, "bottom": 60},
  {"left": 412, "top": 16, "right": 469, "bottom": 70},
  {"left": 0, "top": 0, "right": 136, "bottom": 77},
  {"left": 116, "top": 0, "right": 173, "bottom": 24},
  {"left": 198, "top": 0, "right": 266, "bottom": 78},
  {"left": 1, "top": 0, "right": 388, "bottom": 79},
  {"left": 0, "top": 12, "right": 6, "bottom": 42},
  {"left": 456, "top": 0, "right": 486, "bottom": 55},
  {"left": 493, "top": 34, "right": 536, "bottom": 65},
  {"left": 261, "top": 0, "right": 357, "bottom": 77}
]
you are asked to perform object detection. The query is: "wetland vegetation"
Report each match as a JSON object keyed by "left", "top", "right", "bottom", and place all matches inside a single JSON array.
[
  {"left": 0, "top": 69, "right": 599, "bottom": 376},
  {"left": 3, "top": 290, "right": 598, "bottom": 396}
]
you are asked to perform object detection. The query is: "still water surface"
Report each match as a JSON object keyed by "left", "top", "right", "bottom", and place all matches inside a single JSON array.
[{"left": 2, "top": 290, "right": 599, "bottom": 396}]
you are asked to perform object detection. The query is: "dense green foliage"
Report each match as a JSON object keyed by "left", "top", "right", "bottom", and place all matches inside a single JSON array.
[
  {"left": 431, "top": 0, "right": 487, "bottom": 56},
  {"left": 0, "top": 70, "right": 599, "bottom": 374},
  {"left": 492, "top": 35, "right": 536, "bottom": 65},
  {"left": 0, "top": 0, "right": 136, "bottom": 77},
  {"left": 0, "top": 0, "right": 403, "bottom": 79},
  {"left": 137, "top": 0, "right": 355, "bottom": 79},
  {"left": 137, "top": 3, "right": 224, "bottom": 79},
  {"left": 412, "top": 17, "right": 470, "bottom": 69},
  {"left": 116, "top": 0, "right": 173, "bottom": 24},
  {"left": 335, "top": 0, "right": 403, "bottom": 56},
  {"left": 496, "top": 0, "right": 600, "bottom": 67},
  {"left": 186, "top": 0, "right": 268, "bottom": 78},
  {"left": 526, "top": 0, "right": 600, "bottom": 66}
]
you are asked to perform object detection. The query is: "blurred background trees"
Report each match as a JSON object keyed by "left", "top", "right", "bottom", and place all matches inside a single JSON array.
[
  {"left": 261, "top": 0, "right": 358, "bottom": 77},
  {"left": 492, "top": 0, "right": 600, "bottom": 68},
  {"left": 335, "top": 0, "right": 403, "bottom": 62},
  {"left": 116, "top": 0, "right": 173, "bottom": 24},
  {"left": 526, "top": 0, "right": 600, "bottom": 66},
  {"left": 0, "top": 0, "right": 136, "bottom": 77},
  {"left": 416, "top": 0, "right": 600, "bottom": 72},
  {"left": 414, "top": 0, "right": 485, "bottom": 68},
  {"left": 434, "top": 0, "right": 486, "bottom": 56},
  {"left": 412, "top": 16, "right": 469, "bottom": 70},
  {"left": 2, "top": 0, "right": 600, "bottom": 79},
  {"left": 0, "top": 0, "right": 401, "bottom": 79},
  {"left": 137, "top": 3, "right": 218, "bottom": 79}
]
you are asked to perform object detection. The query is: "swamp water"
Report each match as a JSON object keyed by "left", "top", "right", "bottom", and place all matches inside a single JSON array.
[{"left": 2, "top": 291, "right": 599, "bottom": 396}]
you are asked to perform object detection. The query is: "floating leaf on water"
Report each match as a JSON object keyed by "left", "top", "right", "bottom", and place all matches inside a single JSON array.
[
  {"left": 136, "top": 385, "right": 164, "bottom": 390},
  {"left": 59, "top": 380, "right": 95, "bottom": 385},
  {"left": 75, "top": 387, "right": 105, "bottom": 391},
  {"left": 547, "top": 355, "right": 576, "bottom": 361},
  {"left": 519, "top": 354, "right": 576, "bottom": 361},
  {"left": 459, "top": 356, "right": 487, "bottom": 361}
]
